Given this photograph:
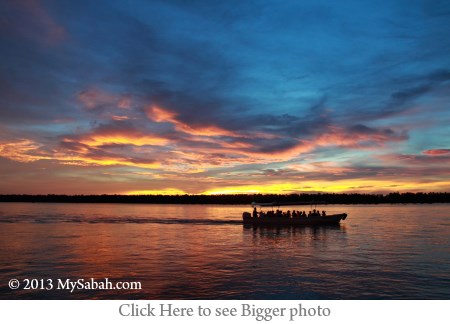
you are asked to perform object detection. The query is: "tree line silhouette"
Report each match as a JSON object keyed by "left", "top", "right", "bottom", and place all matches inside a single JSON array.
[{"left": 0, "top": 192, "right": 449, "bottom": 204}]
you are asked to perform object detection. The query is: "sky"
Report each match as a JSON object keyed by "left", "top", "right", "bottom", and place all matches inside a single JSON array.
[{"left": 0, "top": 0, "right": 449, "bottom": 195}]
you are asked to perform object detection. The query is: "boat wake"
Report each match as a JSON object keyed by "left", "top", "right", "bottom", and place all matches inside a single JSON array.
[{"left": 0, "top": 215, "right": 243, "bottom": 225}]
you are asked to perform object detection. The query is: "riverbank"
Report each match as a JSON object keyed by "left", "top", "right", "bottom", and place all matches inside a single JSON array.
[{"left": 0, "top": 192, "right": 449, "bottom": 204}]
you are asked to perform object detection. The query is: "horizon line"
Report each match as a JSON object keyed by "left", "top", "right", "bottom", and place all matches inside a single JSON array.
[{"left": 1, "top": 192, "right": 450, "bottom": 196}]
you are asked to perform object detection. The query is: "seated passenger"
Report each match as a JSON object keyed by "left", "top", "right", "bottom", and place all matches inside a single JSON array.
[{"left": 322, "top": 210, "right": 326, "bottom": 216}]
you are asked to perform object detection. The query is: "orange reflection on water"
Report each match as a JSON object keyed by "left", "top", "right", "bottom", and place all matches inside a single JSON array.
[{"left": 1, "top": 203, "right": 449, "bottom": 299}]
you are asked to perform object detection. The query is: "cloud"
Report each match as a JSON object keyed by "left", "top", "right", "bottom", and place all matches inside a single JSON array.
[
  {"left": 422, "top": 149, "right": 450, "bottom": 156},
  {"left": 0, "top": 139, "right": 44, "bottom": 162},
  {"left": 1, "top": 0, "right": 66, "bottom": 44},
  {"left": 377, "top": 69, "right": 450, "bottom": 119},
  {"left": 147, "top": 105, "right": 240, "bottom": 137},
  {"left": 315, "top": 124, "right": 408, "bottom": 148},
  {"left": 377, "top": 152, "right": 450, "bottom": 168},
  {"left": 77, "top": 88, "right": 132, "bottom": 111},
  {"left": 53, "top": 114, "right": 409, "bottom": 172},
  {"left": 111, "top": 115, "right": 129, "bottom": 121},
  {"left": 388, "top": 69, "right": 450, "bottom": 106},
  {"left": 74, "top": 87, "right": 141, "bottom": 124},
  {"left": 390, "top": 84, "right": 432, "bottom": 104},
  {"left": 61, "top": 122, "right": 169, "bottom": 158},
  {"left": 1, "top": 0, "right": 450, "bottom": 194}
]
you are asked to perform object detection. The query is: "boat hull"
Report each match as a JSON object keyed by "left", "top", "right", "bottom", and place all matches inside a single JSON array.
[{"left": 242, "top": 213, "right": 347, "bottom": 226}]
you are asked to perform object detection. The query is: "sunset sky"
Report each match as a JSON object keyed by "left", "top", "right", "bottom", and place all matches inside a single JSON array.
[{"left": 1, "top": 0, "right": 449, "bottom": 194}]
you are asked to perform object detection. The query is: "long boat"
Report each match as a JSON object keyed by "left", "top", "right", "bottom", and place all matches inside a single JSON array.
[{"left": 242, "top": 201, "right": 347, "bottom": 226}]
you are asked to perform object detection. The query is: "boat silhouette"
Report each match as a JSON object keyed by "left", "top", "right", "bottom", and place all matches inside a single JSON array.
[{"left": 242, "top": 201, "right": 347, "bottom": 226}]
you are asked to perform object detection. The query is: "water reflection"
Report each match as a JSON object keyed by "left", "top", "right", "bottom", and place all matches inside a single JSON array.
[
  {"left": 245, "top": 224, "right": 345, "bottom": 236},
  {"left": 245, "top": 224, "right": 347, "bottom": 246},
  {"left": 0, "top": 203, "right": 449, "bottom": 299}
]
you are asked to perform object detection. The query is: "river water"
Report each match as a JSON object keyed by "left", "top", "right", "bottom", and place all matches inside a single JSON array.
[{"left": 0, "top": 203, "right": 449, "bottom": 299}]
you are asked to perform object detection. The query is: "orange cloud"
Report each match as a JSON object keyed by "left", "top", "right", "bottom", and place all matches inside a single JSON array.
[
  {"left": 0, "top": 136, "right": 162, "bottom": 169},
  {"left": 77, "top": 134, "right": 168, "bottom": 147},
  {"left": 2, "top": 136, "right": 449, "bottom": 194},
  {"left": 0, "top": 139, "right": 45, "bottom": 162},
  {"left": 147, "top": 105, "right": 177, "bottom": 123},
  {"left": 1, "top": 106, "right": 416, "bottom": 186},
  {"left": 147, "top": 106, "right": 410, "bottom": 167},
  {"left": 147, "top": 105, "right": 238, "bottom": 137}
]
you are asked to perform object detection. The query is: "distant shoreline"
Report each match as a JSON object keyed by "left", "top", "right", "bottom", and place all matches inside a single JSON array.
[{"left": 0, "top": 193, "right": 449, "bottom": 204}]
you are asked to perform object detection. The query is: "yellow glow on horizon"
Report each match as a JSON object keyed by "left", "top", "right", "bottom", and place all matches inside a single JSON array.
[
  {"left": 125, "top": 189, "right": 187, "bottom": 195},
  {"left": 205, "top": 188, "right": 261, "bottom": 195},
  {"left": 201, "top": 179, "right": 450, "bottom": 195}
]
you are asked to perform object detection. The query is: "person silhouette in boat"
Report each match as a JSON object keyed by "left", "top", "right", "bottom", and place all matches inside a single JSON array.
[{"left": 253, "top": 207, "right": 258, "bottom": 218}]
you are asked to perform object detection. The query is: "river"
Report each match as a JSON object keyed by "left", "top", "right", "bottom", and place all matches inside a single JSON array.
[{"left": 0, "top": 203, "right": 449, "bottom": 299}]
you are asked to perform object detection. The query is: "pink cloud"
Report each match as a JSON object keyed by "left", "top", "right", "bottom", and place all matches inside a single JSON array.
[
  {"left": 111, "top": 115, "right": 129, "bottom": 121},
  {"left": 77, "top": 88, "right": 118, "bottom": 110},
  {"left": 76, "top": 87, "right": 134, "bottom": 121},
  {"left": 118, "top": 96, "right": 132, "bottom": 109},
  {"left": 423, "top": 149, "right": 450, "bottom": 156},
  {"left": 377, "top": 152, "right": 450, "bottom": 168},
  {"left": 316, "top": 125, "right": 407, "bottom": 148}
]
